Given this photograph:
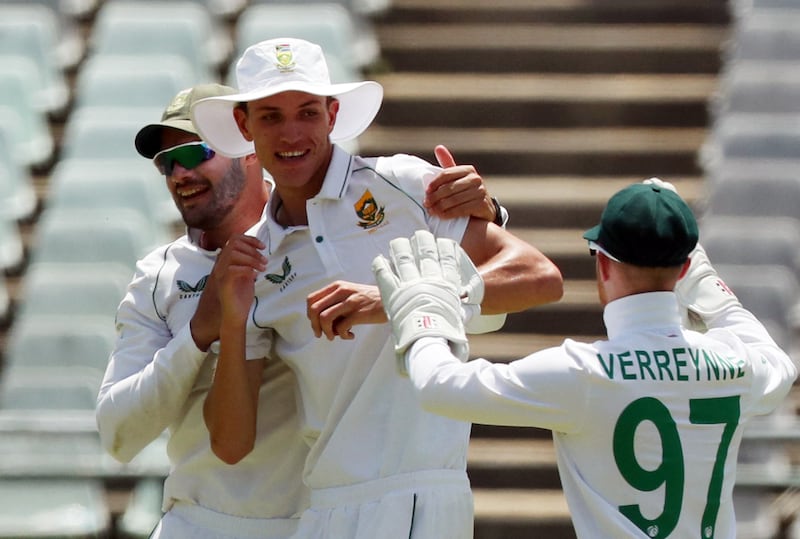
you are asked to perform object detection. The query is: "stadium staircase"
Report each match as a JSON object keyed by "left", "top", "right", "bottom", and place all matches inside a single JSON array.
[
  {"left": 9, "top": 0, "right": 800, "bottom": 537},
  {"left": 365, "top": 1, "right": 730, "bottom": 537}
]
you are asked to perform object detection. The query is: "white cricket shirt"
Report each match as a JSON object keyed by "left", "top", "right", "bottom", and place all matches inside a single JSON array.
[
  {"left": 96, "top": 219, "right": 310, "bottom": 519},
  {"left": 248, "top": 146, "right": 472, "bottom": 489},
  {"left": 408, "top": 291, "right": 798, "bottom": 538}
]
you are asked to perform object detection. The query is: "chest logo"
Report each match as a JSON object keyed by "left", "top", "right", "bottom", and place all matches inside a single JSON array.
[
  {"left": 177, "top": 275, "right": 208, "bottom": 298},
  {"left": 265, "top": 256, "right": 296, "bottom": 291},
  {"left": 355, "top": 189, "right": 385, "bottom": 230}
]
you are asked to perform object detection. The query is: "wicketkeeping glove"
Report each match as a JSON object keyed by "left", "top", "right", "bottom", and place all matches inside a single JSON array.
[
  {"left": 372, "top": 230, "right": 471, "bottom": 375},
  {"left": 674, "top": 244, "right": 741, "bottom": 330}
]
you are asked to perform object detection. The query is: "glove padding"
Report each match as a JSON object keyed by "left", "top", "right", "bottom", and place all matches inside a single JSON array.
[
  {"left": 674, "top": 244, "right": 742, "bottom": 330},
  {"left": 642, "top": 177, "right": 678, "bottom": 193},
  {"left": 372, "top": 230, "right": 471, "bottom": 375}
]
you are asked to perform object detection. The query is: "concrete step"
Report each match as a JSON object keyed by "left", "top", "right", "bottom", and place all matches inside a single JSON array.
[
  {"left": 484, "top": 175, "right": 706, "bottom": 229},
  {"left": 375, "top": 23, "right": 729, "bottom": 74},
  {"left": 359, "top": 125, "right": 708, "bottom": 176},
  {"left": 375, "top": 73, "right": 718, "bottom": 127},
  {"left": 473, "top": 488, "right": 575, "bottom": 539},
  {"left": 382, "top": 0, "right": 729, "bottom": 25},
  {"left": 468, "top": 438, "right": 560, "bottom": 490}
]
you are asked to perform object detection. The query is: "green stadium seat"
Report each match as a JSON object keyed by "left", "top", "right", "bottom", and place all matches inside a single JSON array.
[
  {"left": 0, "top": 59, "right": 55, "bottom": 167},
  {"left": 118, "top": 478, "right": 165, "bottom": 539},
  {"left": 73, "top": 54, "right": 196, "bottom": 113},
  {"left": 89, "top": 1, "right": 226, "bottom": 83},
  {"left": 0, "top": 478, "right": 110, "bottom": 538},
  {"left": 0, "top": 4, "right": 70, "bottom": 113}
]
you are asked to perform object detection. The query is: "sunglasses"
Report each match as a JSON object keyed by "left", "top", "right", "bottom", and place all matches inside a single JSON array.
[{"left": 153, "top": 141, "right": 216, "bottom": 176}]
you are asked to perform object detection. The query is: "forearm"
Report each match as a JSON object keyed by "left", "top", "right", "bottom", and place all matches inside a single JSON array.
[
  {"left": 96, "top": 323, "right": 206, "bottom": 462},
  {"left": 204, "top": 318, "right": 261, "bottom": 465},
  {"left": 474, "top": 230, "right": 563, "bottom": 315}
]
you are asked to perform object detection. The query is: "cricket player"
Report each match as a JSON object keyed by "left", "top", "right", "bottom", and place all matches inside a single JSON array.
[
  {"left": 372, "top": 181, "right": 798, "bottom": 538},
  {"left": 95, "top": 80, "right": 515, "bottom": 538},
  {"left": 191, "top": 38, "right": 564, "bottom": 538}
]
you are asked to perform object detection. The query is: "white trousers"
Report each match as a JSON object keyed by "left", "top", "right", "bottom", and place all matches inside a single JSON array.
[
  {"left": 291, "top": 470, "right": 473, "bottom": 539},
  {"left": 151, "top": 502, "right": 299, "bottom": 539}
]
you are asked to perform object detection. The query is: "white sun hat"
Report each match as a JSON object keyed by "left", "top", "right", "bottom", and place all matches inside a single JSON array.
[{"left": 191, "top": 38, "right": 384, "bottom": 157}]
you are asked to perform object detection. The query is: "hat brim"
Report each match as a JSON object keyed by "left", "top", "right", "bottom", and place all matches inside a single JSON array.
[
  {"left": 135, "top": 119, "right": 199, "bottom": 159},
  {"left": 191, "top": 80, "right": 383, "bottom": 158},
  {"left": 582, "top": 224, "right": 601, "bottom": 242}
]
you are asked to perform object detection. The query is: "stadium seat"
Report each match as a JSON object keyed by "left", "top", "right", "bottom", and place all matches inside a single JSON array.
[
  {"left": 29, "top": 207, "right": 168, "bottom": 270},
  {"left": 117, "top": 478, "right": 165, "bottom": 539},
  {"left": 0, "top": 126, "right": 38, "bottom": 222},
  {"left": 703, "top": 113, "right": 800, "bottom": 171},
  {"left": 235, "top": 3, "right": 379, "bottom": 73},
  {"left": 0, "top": 478, "right": 110, "bottom": 538},
  {"left": 248, "top": 0, "right": 392, "bottom": 17},
  {"left": 714, "top": 263, "right": 800, "bottom": 353},
  {"left": 726, "top": 9, "right": 800, "bottom": 63},
  {"left": 5, "top": 313, "right": 118, "bottom": 378},
  {"left": 15, "top": 263, "right": 129, "bottom": 320},
  {"left": 0, "top": 217, "right": 23, "bottom": 275},
  {"left": 89, "top": 1, "right": 227, "bottom": 82},
  {"left": 712, "top": 61, "right": 800, "bottom": 119},
  {"left": 700, "top": 216, "right": 800, "bottom": 281},
  {"left": 59, "top": 107, "right": 162, "bottom": 162},
  {"left": 0, "top": 59, "right": 55, "bottom": 168},
  {"left": 47, "top": 157, "right": 180, "bottom": 230},
  {"left": 0, "top": 4, "right": 70, "bottom": 114},
  {"left": 702, "top": 163, "right": 800, "bottom": 222},
  {"left": 73, "top": 54, "right": 197, "bottom": 113}
]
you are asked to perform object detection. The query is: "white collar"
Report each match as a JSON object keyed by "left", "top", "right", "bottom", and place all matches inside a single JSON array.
[{"left": 603, "top": 291, "right": 683, "bottom": 340}]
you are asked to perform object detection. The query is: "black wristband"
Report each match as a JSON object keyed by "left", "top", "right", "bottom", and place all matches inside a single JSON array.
[{"left": 491, "top": 197, "right": 503, "bottom": 226}]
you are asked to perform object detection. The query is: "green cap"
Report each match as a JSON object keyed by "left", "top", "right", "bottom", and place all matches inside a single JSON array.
[
  {"left": 582, "top": 183, "right": 698, "bottom": 267},
  {"left": 134, "top": 83, "right": 237, "bottom": 159}
]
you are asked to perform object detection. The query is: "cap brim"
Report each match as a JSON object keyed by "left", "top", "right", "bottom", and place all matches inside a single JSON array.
[
  {"left": 582, "top": 224, "right": 601, "bottom": 242},
  {"left": 191, "top": 80, "right": 383, "bottom": 158},
  {"left": 135, "top": 119, "right": 199, "bottom": 158}
]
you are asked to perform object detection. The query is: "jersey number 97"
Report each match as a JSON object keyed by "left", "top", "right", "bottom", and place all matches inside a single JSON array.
[{"left": 613, "top": 395, "right": 740, "bottom": 539}]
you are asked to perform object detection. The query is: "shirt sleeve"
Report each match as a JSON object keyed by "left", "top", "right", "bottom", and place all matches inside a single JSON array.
[
  {"left": 706, "top": 304, "right": 798, "bottom": 416},
  {"left": 407, "top": 337, "right": 589, "bottom": 433},
  {"left": 96, "top": 265, "right": 208, "bottom": 463}
]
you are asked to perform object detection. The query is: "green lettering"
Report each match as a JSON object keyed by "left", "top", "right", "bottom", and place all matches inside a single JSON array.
[
  {"left": 597, "top": 353, "right": 615, "bottom": 379},
  {"left": 703, "top": 350, "right": 720, "bottom": 380},
  {"left": 688, "top": 348, "right": 701, "bottom": 381},
  {"left": 635, "top": 350, "right": 657, "bottom": 380},
  {"left": 619, "top": 351, "right": 635, "bottom": 380},
  {"left": 673, "top": 348, "right": 689, "bottom": 381},
  {"left": 653, "top": 350, "right": 674, "bottom": 381}
]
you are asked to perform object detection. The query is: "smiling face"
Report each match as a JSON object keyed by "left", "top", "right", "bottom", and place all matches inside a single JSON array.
[
  {"left": 159, "top": 128, "right": 247, "bottom": 230},
  {"left": 233, "top": 91, "right": 338, "bottom": 199}
]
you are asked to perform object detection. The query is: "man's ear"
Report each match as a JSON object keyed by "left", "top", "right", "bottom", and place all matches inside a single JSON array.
[
  {"left": 597, "top": 252, "right": 612, "bottom": 282},
  {"left": 678, "top": 258, "right": 691, "bottom": 279},
  {"left": 327, "top": 98, "right": 340, "bottom": 135},
  {"left": 233, "top": 107, "right": 254, "bottom": 142}
]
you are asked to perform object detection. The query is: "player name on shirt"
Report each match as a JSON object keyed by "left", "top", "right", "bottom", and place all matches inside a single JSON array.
[{"left": 597, "top": 347, "right": 746, "bottom": 382}]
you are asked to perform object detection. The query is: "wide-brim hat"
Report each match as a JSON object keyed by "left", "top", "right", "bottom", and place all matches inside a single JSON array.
[
  {"left": 135, "top": 83, "right": 237, "bottom": 159},
  {"left": 191, "top": 38, "right": 384, "bottom": 158}
]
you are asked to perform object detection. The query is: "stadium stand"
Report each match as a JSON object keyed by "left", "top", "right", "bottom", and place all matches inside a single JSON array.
[{"left": 3, "top": 0, "right": 800, "bottom": 537}]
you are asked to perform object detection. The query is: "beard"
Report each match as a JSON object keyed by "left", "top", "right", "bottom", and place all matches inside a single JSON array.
[{"left": 181, "top": 159, "right": 247, "bottom": 230}]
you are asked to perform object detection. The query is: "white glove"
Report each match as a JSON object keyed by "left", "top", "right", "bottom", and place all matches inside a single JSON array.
[
  {"left": 372, "top": 230, "right": 470, "bottom": 375},
  {"left": 674, "top": 244, "right": 741, "bottom": 330},
  {"left": 642, "top": 177, "right": 677, "bottom": 193}
]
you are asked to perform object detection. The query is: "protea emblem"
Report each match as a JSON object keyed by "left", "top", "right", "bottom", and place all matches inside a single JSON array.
[
  {"left": 275, "top": 44, "right": 296, "bottom": 72},
  {"left": 355, "top": 189, "right": 385, "bottom": 229}
]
